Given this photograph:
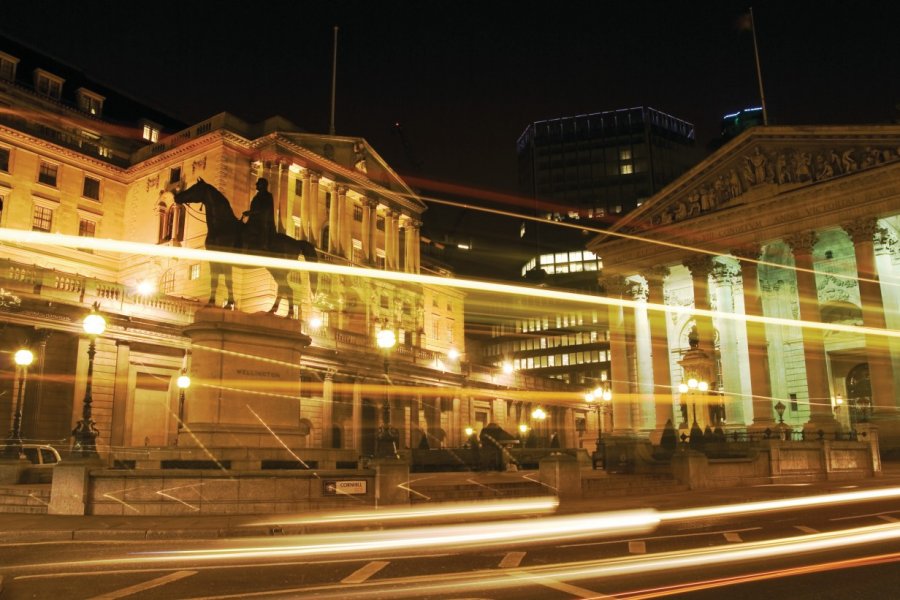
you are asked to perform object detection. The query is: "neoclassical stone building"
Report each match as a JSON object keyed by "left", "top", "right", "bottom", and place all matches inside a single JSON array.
[{"left": 589, "top": 125, "right": 900, "bottom": 447}]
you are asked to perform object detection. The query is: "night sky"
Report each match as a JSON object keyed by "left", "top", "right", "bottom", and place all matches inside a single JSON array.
[{"left": 2, "top": 1, "right": 898, "bottom": 263}]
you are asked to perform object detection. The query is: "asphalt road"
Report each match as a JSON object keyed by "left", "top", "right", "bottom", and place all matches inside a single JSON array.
[{"left": 3, "top": 490, "right": 900, "bottom": 599}]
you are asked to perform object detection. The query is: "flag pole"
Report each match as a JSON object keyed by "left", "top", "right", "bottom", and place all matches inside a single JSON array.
[
  {"left": 749, "top": 7, "right": 769, "bottom": 125},
  {"left": 329, "top": 26, "right": 339, "bottom": 135}
]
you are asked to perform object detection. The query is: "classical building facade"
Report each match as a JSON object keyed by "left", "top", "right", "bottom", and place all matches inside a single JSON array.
[
  {"left": 589, "top": 125, "right": 900, "bottom": 446},
  {"left": 0, "top": 39, "right": 582, "bottom": 461}
]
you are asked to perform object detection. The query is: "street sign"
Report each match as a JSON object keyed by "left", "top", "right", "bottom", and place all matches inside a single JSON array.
[{"left": 323, "top": 479, "right": 368, "bottom": 495}]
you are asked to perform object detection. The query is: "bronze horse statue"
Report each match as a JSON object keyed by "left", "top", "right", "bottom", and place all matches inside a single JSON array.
[{"left": 173, "top": 178, "right": 318, "bottom": 318}]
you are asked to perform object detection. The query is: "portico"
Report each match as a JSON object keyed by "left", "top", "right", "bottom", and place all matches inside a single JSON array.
[{"left": 589, "top": 126, "right": 900, "bottom": 446}]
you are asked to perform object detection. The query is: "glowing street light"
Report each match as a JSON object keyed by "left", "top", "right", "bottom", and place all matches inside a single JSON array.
[
  {"left": 4, "top": 347, "right": 34, "bottom": 458},
  {"left": 176, "top": 371, "right": 191, "bottom": 430},
  {"left": 375, "top": 325, "right": 398, "bottom": 458},
  {"left": 72, "top": 303, "right": 106, "bottom": 457}
]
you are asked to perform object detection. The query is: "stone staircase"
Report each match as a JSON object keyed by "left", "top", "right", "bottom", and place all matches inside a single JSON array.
[
  {"left": 582, "top": 472, "right": 688, "bottom": 497},
  {"left": 0, "top": 484, "right": 51, "bottom": 514},
  {"left": 407, "top": 475, "right": 549, "bottom": 503}
]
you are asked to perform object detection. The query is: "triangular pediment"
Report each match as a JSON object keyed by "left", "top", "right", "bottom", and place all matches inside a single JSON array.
[
  {"left": 278, "top": 133, "right": 424, "bottom": 209},
  {"left": 611, "top": 125, "right": 900, "bottom": 236}
]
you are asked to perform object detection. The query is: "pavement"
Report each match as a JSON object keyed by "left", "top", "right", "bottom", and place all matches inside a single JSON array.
[{"left": 2, "top": 462, "right": 900, "bottom": 543}]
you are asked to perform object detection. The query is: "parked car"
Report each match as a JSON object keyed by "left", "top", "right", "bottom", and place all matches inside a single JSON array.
[{"left": 21, "top": 444, "right": 61, "bottom": 466}]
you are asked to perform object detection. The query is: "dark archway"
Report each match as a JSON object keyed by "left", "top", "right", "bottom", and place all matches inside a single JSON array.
[
  {"left": 846, "top": 363, "right": 872, "bottom": 425},
  {"left": 331, "top": 424, "right": 342, "bottom": 449}
]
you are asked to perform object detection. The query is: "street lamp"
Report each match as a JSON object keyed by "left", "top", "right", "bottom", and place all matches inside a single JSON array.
[
  {"left": 4, "top": 347, "right": 34, "bottom": 458},
  {"left": 374, "top": 326, "right": 398, "bottom": 458},
  {"left": 176, "top": 371, "right": 190, "bottom": 430},
  {"left": 72, "top": 303, "right": 106, "bottom": 457},
  {"left": 678, "top": 377, "right": 708, "bottom": 447},
  {"left": 531, "top": 407, "right": 547, "bottom": 446},
  {"left": 585, "top": 384, "right": 612, "bottom": 466}
]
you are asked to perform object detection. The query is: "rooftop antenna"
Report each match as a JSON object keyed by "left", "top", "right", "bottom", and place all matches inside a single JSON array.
[
  {"left": 749, "top": 7, "right": 769, "bottom": 125},
  {"left": 329, "top": 26, "right": 339, "bottom": 135}
]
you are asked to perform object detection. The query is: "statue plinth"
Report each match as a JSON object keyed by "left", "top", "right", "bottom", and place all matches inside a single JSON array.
[{"left": 179, "top": 308, "right": 311, "bottom": 449}]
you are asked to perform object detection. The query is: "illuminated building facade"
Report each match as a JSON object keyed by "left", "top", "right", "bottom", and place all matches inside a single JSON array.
[
  {"left": 0, "top": 37, "right": 582, "bottom": 460},
  {"left": 589, "top": 125, "right": 900, "bottom": 446}
]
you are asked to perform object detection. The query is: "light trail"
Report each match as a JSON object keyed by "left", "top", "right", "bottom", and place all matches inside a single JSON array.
[{"left": 3, "top": 229, "right": 898, "bottom": 342}]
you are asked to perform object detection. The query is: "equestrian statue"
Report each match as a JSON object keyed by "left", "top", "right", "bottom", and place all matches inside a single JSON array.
[{"left": 173, "top": 178, "right": 318, "bottom": 318}]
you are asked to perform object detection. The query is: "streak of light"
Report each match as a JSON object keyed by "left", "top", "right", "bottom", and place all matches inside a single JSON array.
[
  {"left": 134, "top": 509, "right": 658, "bottom": 562},
  {"left": 658, "top": 485, "right": 900, "bottom": 522},
  {"left": 244, "top": 497, "right": 558, "bottom": 527},
  {"left": 3, "top": 229, "right": 898, "bottom": 341},
  {"left": 245, "top": 404, "right": 313, "bottom": 470},
  {"left": 415, "top": 191, "right": 888, "bottom": 291}
]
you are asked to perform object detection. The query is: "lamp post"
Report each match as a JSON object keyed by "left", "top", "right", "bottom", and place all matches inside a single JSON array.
[
  {"left": 176, "top": 371, "right": 190, "bottom": 430},
  {"left": 531, "top": 407, "right": 547, "bottom": 446},
  {"left": 585, "top": 384, "right": 612, "bottom": 468},
  {"left": 678, "top": 377, "right": 708, "bottom": 447},
  {"left": 72, "top": 304, "right": 105, "bottom": 458},
  {"left": 374, "top": 326, "right": 398, "bottom": 458},
  {"left": 4, "top": 347, "right": 34, "bottom": 458}
]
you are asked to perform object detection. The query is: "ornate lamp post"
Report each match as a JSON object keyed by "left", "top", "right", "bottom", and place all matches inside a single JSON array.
[
  {"left": 374, "top": 326, "right": 398, "bottom": 458},
  {"left": 4, "top": 347, "right": 34, "bottom": 458},
  {"left": 176, "top": 371, "right": 191, "bottom": 430},
  {"left": 679, "top": 377, "right": 708, "bottom": 447},
  {"left": 585, "top": 384, "right": 612, "bottom": 468},
  {"left": 72, "top": 304, "right": 105, "bottom": 457}
]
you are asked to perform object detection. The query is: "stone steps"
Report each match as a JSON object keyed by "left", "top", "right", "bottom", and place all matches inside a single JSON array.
[{"left": 0, "top": 484, "right": 51, "bottom": 514}]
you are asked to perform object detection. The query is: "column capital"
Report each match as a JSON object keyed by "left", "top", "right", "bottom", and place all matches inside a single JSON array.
[
  {"left": 730, "top": 243, "right": 763, "bottom": 262},
  {"left": 366, "top": 196, "right": 379, "bottom": 209},
  {"left": 710, "top": 262, "right": 740, "bottom": 284},
  {"left": 335, "top": 184, "right": 349, "bottom": 196},
  {"left": 643, "top": 265, "right": 670, "bottom": 284},
  {"left": 842, "top": 217, "right": 879, "bottom": 244},
  {"left": 682, "top": 254, "right": 714, "bottom": 278},
  {"left": 308, "top": 171, "right": 321, "bottom": 184},
  {"left": 785, "top": 230, "right": 819, "bottom": 255},
  {"left": 628, "top": 280, "right": 648, "bottom": 301},
  {"left": 599, "top": 275, "right": 629, "bottom": 296}
]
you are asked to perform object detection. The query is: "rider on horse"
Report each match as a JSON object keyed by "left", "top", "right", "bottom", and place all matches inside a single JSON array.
[{"left": 242, "top": 178, "right": 276, "bottom": 252}]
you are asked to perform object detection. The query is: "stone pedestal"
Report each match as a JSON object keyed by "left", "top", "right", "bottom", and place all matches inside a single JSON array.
[
  {"left": 47, "top": 463, "right": 92, "bottom": 515},
  {"left": 0, "top": 457, "right": 29, "bottom": 485},
  {"left": 373, "top": 458, "right": 410, "bottom": 506},
  {"left": 539, "top": 453, "right": 582, "bottom": 502},
  {"left": 671, "top": 449, "right": 711, "bottom": 490},
  {"left": 180, "top": 308, "right": 311, "bottom": 448}
]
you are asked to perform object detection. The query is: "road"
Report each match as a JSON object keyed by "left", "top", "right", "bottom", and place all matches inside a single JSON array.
[{"left": 3, "top": 485, "right": 900, "bottom": 599}]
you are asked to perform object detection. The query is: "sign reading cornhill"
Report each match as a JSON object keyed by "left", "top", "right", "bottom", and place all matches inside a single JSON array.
[{"left": 323, "top": 479, "right": 368, "bottom": 496}]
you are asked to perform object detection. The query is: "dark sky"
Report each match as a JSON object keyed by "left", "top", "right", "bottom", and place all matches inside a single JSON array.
[{"left": 2, "top": 0, "right": 898, "bottom": 261}]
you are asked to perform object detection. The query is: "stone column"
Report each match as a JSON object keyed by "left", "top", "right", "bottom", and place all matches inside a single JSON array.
[
  {"left": 630, "top": 279, "right": 655, "bottom": 432},
  {"left": 299, "top": 171, "right": 311, "bottom": 241},
  {"left": 410, "top": 220, "right": 421, "bottom": 272},
  {"left": 645, "top": 267, "right": 674, "bottom": 431},
  {"left": 364, "top": 198, "right": 378, "bottom": 264},
  {"left": 844, "top": 218, "right": 897, "bottom": 414},
  {"left": 390, "top": 211, "right": 401, "bottom": 270},
  {"left": 322, "top": 371, "right": 335, "bottom": 449},
  {"left": 733, "top": 245, "right": 775, "bottom": 430},
  {"left": 336, "top": 185, "right": 350, "bottom": 259},
  {"left": 409, "top": 395, "right": 422, "bottom": 448},
  {"left": 600, "top": 275, "right": 633, "bottom": 434},
  {"left": 451, "top": 396, "right": 461, "bottom": 447},
  {"left": 110, "top": 341, "right": 130, "bottom": 448},
  {"left": 711, "top": 261, "right": 746, "bottom": 425},
  {"left": 308, "top": 172, "right": 321, "bottom": 247},
  {"left": 785, "top": 231, "right": 837, "bottom": 430},
  {"left": 328, "top": 185, "right": 343, "bottom": 256},
  {"left": 563, "top": 407, "right": 577, "bottom": 448},
  {"left": 682, "top": 254, "right": 717, "bottom": 353},
  {"left": 275, "top": 160, "right": 290, "bottom": 235}
]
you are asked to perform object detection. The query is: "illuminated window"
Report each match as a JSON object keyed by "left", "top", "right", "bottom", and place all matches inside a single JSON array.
[
  {"left": 142, "top": 124, "right": 160, "bottom": 143},
  {"left": 32, "top": 205, "right": 53, "bottom": 232},
  {"left": 619, "top": 149, "right": 632, "bottom": 161},
  {"left": 619, "top": 164, "right": 633, "bottom": 175},
  {"left": 78, "top": 219, "right": 96, "bottom": 237},
  {"left": 34, "top": 69, "right": 63, "bottom": 100},
  {"left": 82, "top": 176, "right": 100, "bottom": 200},
  {"left": 76, "top": 89, "right": 104, "bottom": 116},
  {"left": 38, "top": 161, "right": 58, "bottom": 187},
  {"left": 190, "top": 264, "right": 201, "bottom": 280}
]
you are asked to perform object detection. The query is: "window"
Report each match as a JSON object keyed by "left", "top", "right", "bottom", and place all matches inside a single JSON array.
[
  {"left": 38, "top": 161, "right": 58, "bottom": 187},
  {"left": 0, "top": 147, "right": 9, "bottom": 172},
  {"left": 353, "top": 205, "right": 363, "bottom": 221},
  {"left": 169, "top": 167, "right": 182, "bottom": 185},
  {"left": 190, "top": 264, "right": 201, "bottom": 280},
  {"left": 142, "top": 124, "right": 159, "bottom": 143},
  {"left": 619, "top": 163, "right": 634, "bottom": 175},
  {"left": 78, "top": 219, "right": 96, "bottom": 237},
  {"left": 76, "top": 88, "right": 104, "bottom": 116},
  {"left": 34, "top": 69, "right": 63, "bottom": 100},
  {"left": 32, "top": 205, "right": 53, "bottom": 232},
  {"left": 0, "top": 52, "right": 18, "bottom": 81},
  {"left": 294, "top": 178, "right": 303, "bottom": 196},
  {"left": 376, "top": 215, "right": 385, "bottom": 231},
  {"left": 82, "top": 176, "right": 100, "bottom": 200}
]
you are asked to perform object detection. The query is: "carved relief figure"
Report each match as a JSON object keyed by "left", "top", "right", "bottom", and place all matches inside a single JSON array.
[
  {"left": 841, "top": 149, "right": 857, "bottom": 172},
  {"left": 793, "top": 151, "right": 811, "bottom": 182},
  {"left": 748, "top": 147, "right": 768, "bottom": 184},
  {"left": 828, "top": 149, "right": 842, "bottom": 175},
  {"left": 775, "top": 153, "right": 791, "bottom": 184},
  {"left": 728, "top": 169, "right": 742, "bottom": 197},
  {"left": 687, "top": 191, "right": 701, "bottom": 216},
  {"left": 353, "top": 142, "right": 368, "bottom": 173}
]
